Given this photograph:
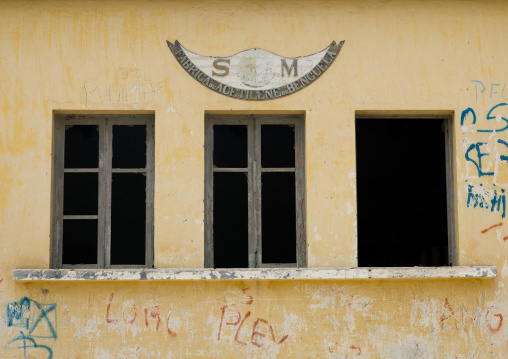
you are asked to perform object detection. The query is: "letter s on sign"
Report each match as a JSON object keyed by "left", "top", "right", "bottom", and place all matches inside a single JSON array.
[{"left": 212, "top": 59, "right": 230, "bottom": 77}]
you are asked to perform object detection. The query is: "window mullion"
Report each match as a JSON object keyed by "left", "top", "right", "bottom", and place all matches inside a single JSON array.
[
  {"left": 247, "top": 120, "right": 257, "bottom": 268},
  {"left": 444, "top": 118, "right": 455, "bottom": 266},
  {"left": 204, "top": 120, "right": 214, "bottom": 268},
  {"left": 295, "top": 121, "right": 306, "bottom": 267},
  {"left": 145, "top": 122, "right": 155, "bottom": 268},
  {"left": 53, "top": 118, "right": 65, "bottom": 269},
  {"left": 105, "top": 119, "right": 113, "bottom": 268},
  {"left": 253, "top": 119, "right": 263, "bottom": 267},
  {"left": 98, "top": 119, "right": 112, "bottom": 268}
]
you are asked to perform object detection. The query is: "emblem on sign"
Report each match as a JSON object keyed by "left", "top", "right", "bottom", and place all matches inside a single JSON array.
[{"left": 166, "top": 40, "right": 344, "bottom": 101}]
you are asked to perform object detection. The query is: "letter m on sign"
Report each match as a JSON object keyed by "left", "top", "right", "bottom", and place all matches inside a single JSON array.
[{"left": 281, "top": 59, "right": 298, "bottom": 77}]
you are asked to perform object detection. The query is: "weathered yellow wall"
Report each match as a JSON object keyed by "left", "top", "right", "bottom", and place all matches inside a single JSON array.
[{"left": 1, "top": 0, "right": 508, "bottom": 357}]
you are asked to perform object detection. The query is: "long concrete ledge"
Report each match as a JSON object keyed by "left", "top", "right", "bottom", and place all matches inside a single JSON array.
[{"left": 13, "top": 266, "right": 497, "bottom": 281}]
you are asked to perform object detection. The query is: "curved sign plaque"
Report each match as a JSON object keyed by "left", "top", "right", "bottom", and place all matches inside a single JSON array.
[{"left": 166, "top": 40, "right": 344, "bottom": 101}]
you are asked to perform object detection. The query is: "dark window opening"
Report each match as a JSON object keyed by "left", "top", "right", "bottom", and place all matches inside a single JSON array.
[
  {"left": 111, "top": 173, "right": 147, "bottom": 265},
  {"left": 356, "top": 118, "right": 450, "bottom": 267},
  {"left": 62, "top": 219, "right": 97, "bottom": 265},
  {"left": 64, "top": 125, "right": 99, "bottom": 168},
  {"left": 261, "top": 125, "right": 295, "bottom": 168},
  {"left": 261, "top": 172, "right": 296, "bottom": 263},
  {"left": 63, "top": 173, "right": 98, "bottom": 216},
  {"left": 213, "top": 172, "right": 249, "bottom": 268},
  {"left": 213, "top": 125, "right": 248, "bottom": 168},
  {"left": 112, "top": 125, "right": 147, "bottom": 169}
]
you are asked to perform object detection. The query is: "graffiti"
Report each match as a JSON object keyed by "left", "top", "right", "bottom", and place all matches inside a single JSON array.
[
  {"left": 440, "top": 298, "right": 459, "bottom": 329},
  {"left": 144, "top": 306, "right": 161, "bottom": 331},
  {"left": 479, "top": 222, "right": 508, "bottom": 241},
  {"left": 466, "top": 183, "right": 506, "bottom": 218},
  {"left": 463, "top": 85, "right": 508, "bottom": 220},
  {"left": 294, "top": 282, "right": 335, "bottom": 295},
  {"left": 485, "top": 311, "right": 503, "bottom": 333},
  {"left": 480, "top": 222, "right": 508, "bottom": 240},
  {"left": 106, "top": 293, "right": 118, "bottom": 324},
  {"left": 6, "top": 297, "right": 57, "bottom": 359},
  {"left": 83, "top": 79, "right": 165, "bottom": 106},
  {"left": 327, "top": 342, "right": 362, "bottom": 359},
  {"left": 411, "top": 297, "right": 503, "bottom": 334},
  {"left": 217, "top": 288, "right": 288, "bottom": 349},
  {"left": 481, "top": 222, "right": 503, "bottom": 233},
  {"left": 82, "top": 68, "right": 166, "bottom": 107},
  {"left": 461, "top": 104, "right": 508, "bottom": 133},
  {"left": 464, "top": 139, "right": 508, "bottom": 177},
  {"left": 105, "top": 293, "right": 177, "bottom": 338},
  {"left": 470, "top": 80, "right": 508, "bottom": 104},
  {"left": 465, "top": 142, "right": 493, "bottom": 177}
]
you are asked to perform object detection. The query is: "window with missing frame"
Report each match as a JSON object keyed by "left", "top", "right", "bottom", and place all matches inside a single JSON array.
[
  {"left": 52, "top": 114, "right": 154, "bottom": 269},
  {"left": 205, "top": 115, "right": 306, "bottom": 268},
  {"left": 355, "top": 116, "right": 454, "bottom": 267}
]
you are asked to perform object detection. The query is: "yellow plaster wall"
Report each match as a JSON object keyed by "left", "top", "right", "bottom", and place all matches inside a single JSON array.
[{"left": 0, "top": 0, "right": 507, "bottom": 357}]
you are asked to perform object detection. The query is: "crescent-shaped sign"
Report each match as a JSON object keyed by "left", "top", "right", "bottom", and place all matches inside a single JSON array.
[{"left": 166, "top": 40, "right": 344, "bottom": 101}]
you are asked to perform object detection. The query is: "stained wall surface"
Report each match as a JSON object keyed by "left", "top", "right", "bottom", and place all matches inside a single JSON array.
[{"left": 0, "top": 0, "right": 507, "bottom": 358}]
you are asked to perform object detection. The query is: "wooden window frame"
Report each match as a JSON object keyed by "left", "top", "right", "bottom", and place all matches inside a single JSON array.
[
  {"left": 52, "top": 114, "right": 155, "bottom": 269},
  {"left": 205, "top": 114, "right": 306, "bottom": 268}
]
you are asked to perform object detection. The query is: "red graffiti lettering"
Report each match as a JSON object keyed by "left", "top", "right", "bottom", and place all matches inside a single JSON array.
[
  {"left": 269, "top": 322, "right": 288, "bottom": 345},
  {"left": 350, "top": 345, "right": 362, "bottom": 355},
  {"left": 251, "top": 317, "right": 287, "bottom": 347},
  {"left": 235, "top": 311, "right": 250, "bottom": 345},
  {"left": 165, "top": 308, "right": 177, "bottom": 338},
  {"left": 0, "top": 278, "right": 3, "bottom": 284},
  {"left": 123, "top": 303, "right": 137, "bottom": 325},
  {"left": 226, "top": 311, "right": 242, "bottom": 326},
  {"left": 481, "top": 222, "right": 503, "bottom": 233},
  {"left": 216, "top": 293, "right": 288, "bottom": 349},
  {"left": 106, "top": 293, "right": 118, "bottom": 324},
  {"left": 218, "top": 305, "right": 227, "bottom": 340},
  {"left": 218, "top": 305, "right": 243, "bottom": 340},
  {"left": 241, "top": 288, "right": 254, "bottom": 305},
  {"left": 251, "top": 318, "right": 268, "bottom": 348},
  {"left": 144, "top": 305, "right": 161, "bottom": 330},
  {"left": 461, "top": 304, "right": 478, "bottom": 329},
  {"left": 277, "top": 333, "right": 289, "bottom": 345},
  {"left": 440, "top": 298, "right": 459, "bottom": 330},
  {"left": 486, "top": 309, "right": 503, "bottom": 333}
]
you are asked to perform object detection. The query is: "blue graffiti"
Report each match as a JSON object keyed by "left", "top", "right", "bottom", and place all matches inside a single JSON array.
[
  {"left": 465, "top": 139, "right": 508, "bottom": 177},
  {"left": 461, "top": 107, "right": 476, "bottom": 126},
  {"left": 467, "top": 183, "right": 506, "bottom": 219},
  {"left": 461, "top": 103, "right": 508, "bottom": 133},
  {"left": 7, "top": 296, "right": 31, "bottom": 329},
  {"left": 465, "top": 142, "right": 494, "bottom": 177},
  {"left": 6, "top": 297, "right": 57, "bottom": 359},
  {"left": 499, "top": 139, "right": 508, "bottom": 164},
  {"left": 471, "top": 80, "right": 508, "bottom": 104},
  {"left": 8, "top": 333, "right": 53, "bottom": 359},
  {"left": 485, "top": 103, "right": 508, "bottom": 133}
]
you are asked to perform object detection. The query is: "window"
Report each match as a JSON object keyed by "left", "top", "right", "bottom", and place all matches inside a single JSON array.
[
  {"left": 355, "top": 115, "right": 454, "bottom": 267},
  {"left": 205, "top": 115, "right": 305, "bottom": 268},
  {"left": 52, "top": 114, "right": 154, "bottom": 268}
]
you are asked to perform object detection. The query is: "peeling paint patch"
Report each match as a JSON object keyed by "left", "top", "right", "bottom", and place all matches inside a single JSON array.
[
  {"left": 346, "top": 202, "right": 353, "bottom": 215},
  {"left": 384, "top": 337, "right": 433, "bottom": 359},
  {"left": 502, "top": 260, "right": 508, "bottom": 278}
]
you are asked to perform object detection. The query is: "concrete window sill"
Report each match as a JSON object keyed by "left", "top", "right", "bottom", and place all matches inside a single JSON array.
[{"left": 12, "top": 266, "right": 497, "bottom": 281}]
